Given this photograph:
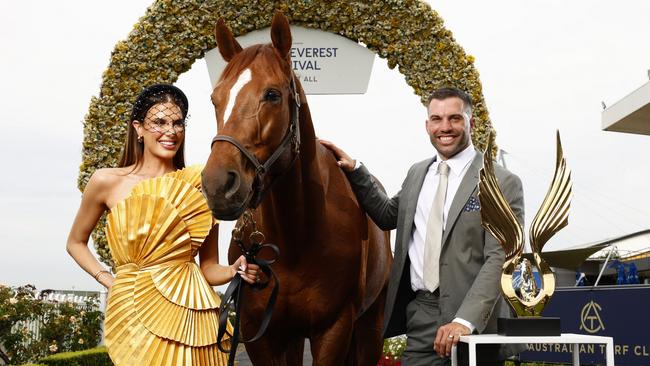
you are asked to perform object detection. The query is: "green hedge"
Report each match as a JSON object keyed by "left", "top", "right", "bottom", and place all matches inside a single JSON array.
[{"left": 39, "top": 347, "right": 112, "bottom": 366}]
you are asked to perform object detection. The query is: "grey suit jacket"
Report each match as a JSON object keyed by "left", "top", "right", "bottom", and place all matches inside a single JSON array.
[{"left": 347, "top": 151, "right": 524, "bottom": 341}]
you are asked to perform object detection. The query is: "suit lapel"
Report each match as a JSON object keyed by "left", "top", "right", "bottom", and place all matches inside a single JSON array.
[
  {"left": 399, "top": 157, "right": 433, "bottom": 259},
  {"left": 442, "top": 151, "right": 482, "bottom": 246}
]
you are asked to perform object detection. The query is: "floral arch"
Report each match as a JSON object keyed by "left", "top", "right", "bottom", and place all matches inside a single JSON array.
[{"left": 80, "top": 0, "right": 493, "bottom": 265}]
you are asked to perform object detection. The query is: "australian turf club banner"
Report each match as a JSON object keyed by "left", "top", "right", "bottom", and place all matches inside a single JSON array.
[
  {"left": 521, "top": 285, "right": 650, "bottom": 365},
  {"left": 205, "top": 26, "right": 375, "bottom": 94}
]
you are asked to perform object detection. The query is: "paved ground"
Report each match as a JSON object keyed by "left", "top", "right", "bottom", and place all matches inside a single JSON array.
[{"left": 234, "top": 340, "right": 313, "bottom": 365}]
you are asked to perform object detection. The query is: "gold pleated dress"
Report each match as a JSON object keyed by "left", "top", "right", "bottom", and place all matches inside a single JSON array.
[{"left": 104, "top": 165, "right": 231, "bottom": 365}]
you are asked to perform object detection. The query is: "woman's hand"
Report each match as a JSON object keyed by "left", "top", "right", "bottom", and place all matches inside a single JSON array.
[{"left": 231, "top": 255, "right": 261, "bottom": 284}]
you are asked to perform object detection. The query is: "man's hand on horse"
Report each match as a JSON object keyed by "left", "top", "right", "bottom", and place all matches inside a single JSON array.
[
  {"left": 231, "top": 255, "right": 261, "bottom": 284},
  {"left": 433, "top": 321, "right": 471, "bottom": 358},
  {"left": 318, "top": 139, "right": 357, "bottom": 172}
]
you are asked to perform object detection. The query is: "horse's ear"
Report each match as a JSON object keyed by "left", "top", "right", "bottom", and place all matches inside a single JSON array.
[
  {"left": 214, "top": 18, "right": 242, "bottom": 62},
  {"left": 270, "top": 11, "right": 292, "bottom": 59}
]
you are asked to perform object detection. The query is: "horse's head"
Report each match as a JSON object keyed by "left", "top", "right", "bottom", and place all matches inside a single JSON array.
[{"left": 202, "top": 12, "right": 301, "bottom": 220}]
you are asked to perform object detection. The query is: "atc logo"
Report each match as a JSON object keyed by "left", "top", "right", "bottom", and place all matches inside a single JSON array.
[{"left": 580, "top": 300, "right": 605, "bottom": 334}]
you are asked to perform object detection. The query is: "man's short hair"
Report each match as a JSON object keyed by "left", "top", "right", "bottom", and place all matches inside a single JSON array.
[{"left": 427, "top": 87, "right": 473, "bottom": 115}]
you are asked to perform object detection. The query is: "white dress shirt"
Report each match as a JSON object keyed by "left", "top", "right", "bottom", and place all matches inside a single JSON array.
[{"left": 408, "top": 143, "right": 476, "bottom": 331}]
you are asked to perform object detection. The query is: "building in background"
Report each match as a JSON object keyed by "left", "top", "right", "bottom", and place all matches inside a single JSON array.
[{"left": 602, "top": 76, "right": 650, "bottom": 135}]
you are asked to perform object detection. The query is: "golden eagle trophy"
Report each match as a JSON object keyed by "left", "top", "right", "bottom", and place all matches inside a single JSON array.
[{"left": 478, "top": 130, "right": 571, "bottom": 336}]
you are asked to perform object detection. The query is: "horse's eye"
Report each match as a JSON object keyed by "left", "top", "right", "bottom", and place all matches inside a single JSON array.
[{"left": 263, "top": 89, "right": 282, "bottom": 103}]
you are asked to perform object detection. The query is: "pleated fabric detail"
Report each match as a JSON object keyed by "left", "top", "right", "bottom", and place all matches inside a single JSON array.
[
  {"left": 167, "top": 164, "right": 203, "bottom": 189},
  {"left": 150, "top": 262, "right": 221, "bottom": 310},
  {"left": 106, "top": 195, "right": 192, "bottom": 267},
  {"left": 104, "top": 165, "right": 229, "bottom": 365},
  {"left": 129, "top": 175, "right": 213, "bottom": 257},
  {"left": 133, "top": 270, "right": 219, "bottom": 346}
]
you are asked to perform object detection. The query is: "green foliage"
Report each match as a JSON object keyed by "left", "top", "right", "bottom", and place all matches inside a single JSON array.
[
  {"left": 382, "top": 335, "right": 406, "bottom": 360},
  {"left": 39, "top": 347, "right": 112, "bottom": 366},
  {"left": 0, "top": 285, "right": 103, "bottom": 364},
  {"left": 0, "top": 285, "right": 45, "bottom": 364}
]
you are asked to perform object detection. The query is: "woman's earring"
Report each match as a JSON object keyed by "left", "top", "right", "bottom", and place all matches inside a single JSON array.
[{"left": 137, "top": 135, "right": 143, "bottom": 143}]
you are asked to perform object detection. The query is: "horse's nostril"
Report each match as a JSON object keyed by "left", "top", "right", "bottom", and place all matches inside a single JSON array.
[
  {"left": 224, "top": 171, "right": 240, "bottom": 199},
  {"left": 226, "top": 172, "right": 236, "bottom": 190}
]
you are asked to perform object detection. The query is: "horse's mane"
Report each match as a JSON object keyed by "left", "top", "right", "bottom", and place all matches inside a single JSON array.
[{"left": 219, "top": 44, "right": 292, "bottom": 82}]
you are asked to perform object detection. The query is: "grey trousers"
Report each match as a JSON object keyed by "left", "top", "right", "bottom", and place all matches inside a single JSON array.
[{"left": 401, "top": 290, "right": 502, "bottom": 366}]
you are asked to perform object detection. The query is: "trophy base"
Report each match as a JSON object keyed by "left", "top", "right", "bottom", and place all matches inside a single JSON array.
[{"left": 497, "top": 317, "right": 561, "bottom": 336}]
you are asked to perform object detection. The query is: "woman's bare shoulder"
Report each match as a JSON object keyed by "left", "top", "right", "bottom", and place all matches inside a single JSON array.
[
  {"left": 84, "top": 167, "right": 138, "bottom": 209},
  {"left": 86, "top": 167, "right": 135, "bottom": 190},
  {"left": 90, "top": 167, "right": 126, "bottom": 182}
]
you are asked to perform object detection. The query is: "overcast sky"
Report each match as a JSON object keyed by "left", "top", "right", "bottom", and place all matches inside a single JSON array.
[{"left": 2, "top": 1, "right": 649, "bottom": 291}]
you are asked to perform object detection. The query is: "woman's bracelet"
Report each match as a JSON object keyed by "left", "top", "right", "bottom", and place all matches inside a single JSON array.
[
  {"left": 93, "top": 269, "right": 111, "bottom": 282},
  {"left": 97, "top": 271, "right": 112, "bottom": 282}
]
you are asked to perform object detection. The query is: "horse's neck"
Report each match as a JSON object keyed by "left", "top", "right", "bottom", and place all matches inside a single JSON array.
[
  {"left": 273, "top": 101, "right": 324, "bottom": 202},
  {"left": 258, "top": 102, "right": 326, "bottom": 239}
]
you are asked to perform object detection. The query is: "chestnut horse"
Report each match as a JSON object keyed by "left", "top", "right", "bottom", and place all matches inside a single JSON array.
[{"left": 201, "top": 13, "right": 391, "bottom": 366}]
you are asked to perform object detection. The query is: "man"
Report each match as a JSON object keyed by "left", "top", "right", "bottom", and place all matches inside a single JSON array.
[{"left": 320, "top": 87, "right": 524, "bottom": 365}]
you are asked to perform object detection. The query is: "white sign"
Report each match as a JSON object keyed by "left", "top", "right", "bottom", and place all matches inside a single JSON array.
[{"left": 204, "top": 26, "right": 375, "bottom": 95}]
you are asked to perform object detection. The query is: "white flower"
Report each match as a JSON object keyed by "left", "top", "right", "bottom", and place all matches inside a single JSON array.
[
  {"left": 78, "top": 338, "right": 85, "bottom": 345},
  {"left": 9, "top": 297, "right": 18, "bottom": 305},
  {"left": 69, "top": 316, "right": 77, "bottom": 323},
  {"left": 49, "top": 343, "right": 58, "bottom": 353}
]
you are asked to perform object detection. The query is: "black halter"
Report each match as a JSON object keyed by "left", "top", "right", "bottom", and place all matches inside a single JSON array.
[{"left": 210, "top": 75, "right": 301, "bottom": 208}]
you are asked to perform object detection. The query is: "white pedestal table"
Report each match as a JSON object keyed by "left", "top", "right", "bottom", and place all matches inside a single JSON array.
[{"left": 450, "top": 333, "right": 614, "bottom": 366}]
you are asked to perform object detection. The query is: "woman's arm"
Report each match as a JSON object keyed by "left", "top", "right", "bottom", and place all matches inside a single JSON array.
[
  {"left": 66, "top": 170, "right": 114, "bottom": 289},
  {"left": 199, "top": 224, "right": 259, "bottom": 285}
]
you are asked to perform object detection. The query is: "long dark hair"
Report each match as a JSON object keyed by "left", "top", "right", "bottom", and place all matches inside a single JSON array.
[{"left": 118, "top": 84, "right": 189, "bottom": 170}]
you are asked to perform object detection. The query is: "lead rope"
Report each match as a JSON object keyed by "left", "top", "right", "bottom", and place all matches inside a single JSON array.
[{"left": 216, "top": 210, "right": 280, "bottom": 365}]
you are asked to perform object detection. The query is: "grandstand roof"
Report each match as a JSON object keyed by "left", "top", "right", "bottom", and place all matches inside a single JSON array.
[{"left": 525, "top": 229, "right": 650, "bottom": 269}]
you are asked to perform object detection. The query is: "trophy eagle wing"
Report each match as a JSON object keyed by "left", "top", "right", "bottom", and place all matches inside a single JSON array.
[
  {"left": 529, "top": 131, "right": 572, "bottom": 254},
  {"left": 478, "top": 133, "right": 524, "bottom": 262}
]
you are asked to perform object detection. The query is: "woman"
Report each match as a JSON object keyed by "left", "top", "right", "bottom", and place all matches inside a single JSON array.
[{"left": 66, "top": 84, "right": 258, "bottom": 365}]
